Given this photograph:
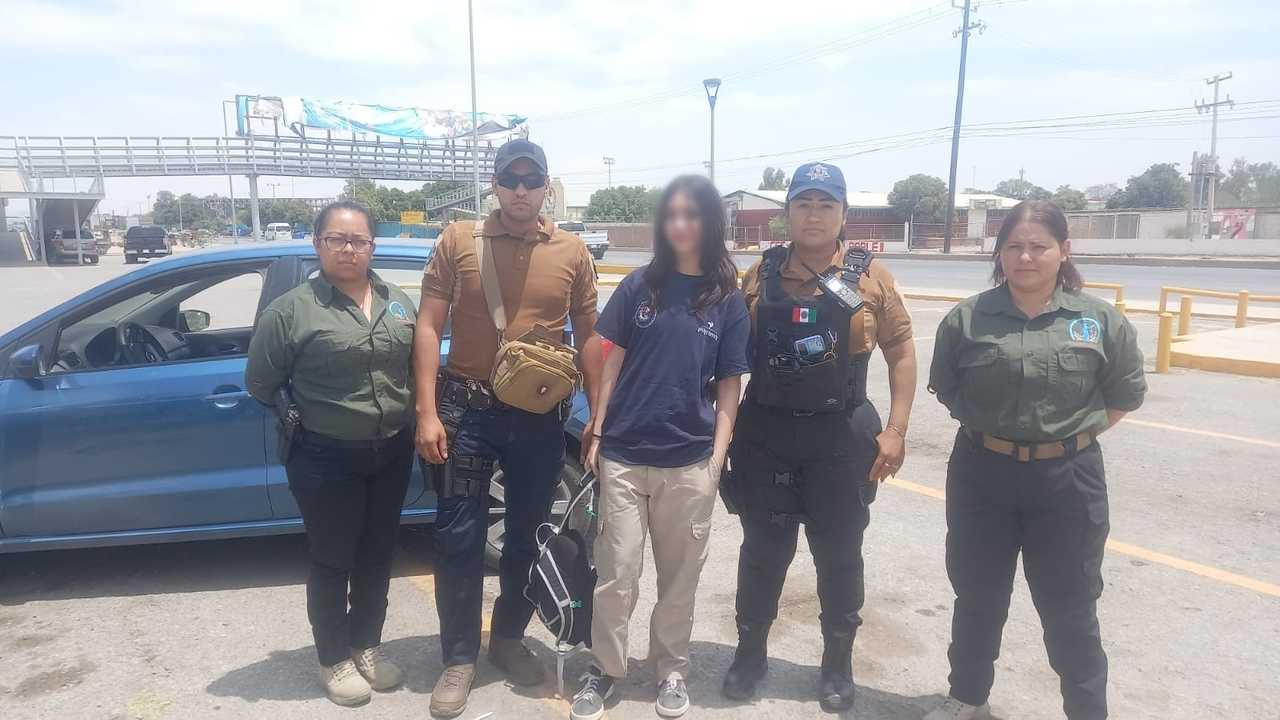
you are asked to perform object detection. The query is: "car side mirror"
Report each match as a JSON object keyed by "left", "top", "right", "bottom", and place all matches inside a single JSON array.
[
  {"left": 10, "top": 344, "right": 44, "bottom": 381},
  {"left": 180, "top": 309, "right": 211, "bottom": 332}
]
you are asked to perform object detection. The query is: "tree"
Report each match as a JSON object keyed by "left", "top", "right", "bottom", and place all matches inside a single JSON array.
[
  {"left": 887, "top": 174, "right": 949, "bottom": 223},
  {"left": 993, "top": 177, "right": 1052, "bottom": 201},
  {"left": 758, "top": 167, "right": 790, "bottom": 191},
  {"left": 1219, "top": 158, "right": 1280, "bottom": 207},
  {"left": 584, "top": 185, "right": 661, "bottom": 223},
  {"left": 1051, "top": 185, "right": 1088, "bottom": 211},
  {"left": 1085, "top": 183, "right": 1120, "bottom": 204},
  {"left": 767, "top": 214, "right": 789, "bottom": 242},
  {"left": 1106, "top": 163, "right": 1188, "bottom": 209}
]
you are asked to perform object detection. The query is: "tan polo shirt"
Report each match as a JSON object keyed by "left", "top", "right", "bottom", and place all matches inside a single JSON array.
[
  {"left": 422, "top": 211, "right": 599, "bottom": 380},
  {"left": 741, "top": 244, "right": 913, "bottom": 355}
]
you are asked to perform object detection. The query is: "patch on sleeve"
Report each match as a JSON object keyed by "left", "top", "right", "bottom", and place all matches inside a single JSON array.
[{"left": 1069, "top": 316, "right": 1102, "bottom": 343}]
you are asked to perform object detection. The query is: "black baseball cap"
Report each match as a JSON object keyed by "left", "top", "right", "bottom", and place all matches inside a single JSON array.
[{"left": 494, "top": 138, "right": 548, "bottom": 174}]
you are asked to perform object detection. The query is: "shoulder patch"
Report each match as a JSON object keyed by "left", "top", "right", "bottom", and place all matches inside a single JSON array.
[{"left": 1069, "top": 316, "right": 1102, "bottom": 343}]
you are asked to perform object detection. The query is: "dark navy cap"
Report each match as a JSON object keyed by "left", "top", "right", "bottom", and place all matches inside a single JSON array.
[
  {"left": 494, "top": 138, "right": 548, "bottom": 174},
  {"left": 786, "top": 162, "right": 846, "bottom": 203}
]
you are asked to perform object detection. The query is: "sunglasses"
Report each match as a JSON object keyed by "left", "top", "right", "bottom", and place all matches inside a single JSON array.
[{"left": 496, "top": 171, "right": 547, "bottom": 191}]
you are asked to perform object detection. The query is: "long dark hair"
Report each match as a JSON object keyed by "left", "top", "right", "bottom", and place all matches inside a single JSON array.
[
  {"left": 314, "top": 200, "right": 377, "bottom": 238},
  {"left": 991, "top": 199, "right": 1083, "bottom": 292},
  {"left": 643, "top": 175, "right": 738, "bottom": 314}
]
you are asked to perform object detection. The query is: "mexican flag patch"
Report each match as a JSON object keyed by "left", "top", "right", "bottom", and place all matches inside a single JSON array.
[{"left": 792, "top": 306, "right": 817, "bottom": 324}]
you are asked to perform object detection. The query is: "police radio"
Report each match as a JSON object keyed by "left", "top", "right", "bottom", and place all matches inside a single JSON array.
[{"left": 816, "top": 270, "right": 865, "bottom": 314}]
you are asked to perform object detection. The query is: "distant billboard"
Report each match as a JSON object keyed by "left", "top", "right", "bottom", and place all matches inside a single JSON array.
[
  {"left": 1213, "top": 208, "right": 1255, "bottom": 239},
  {"left": 234, "top": 95, "right": 526, "bottom": 141}
]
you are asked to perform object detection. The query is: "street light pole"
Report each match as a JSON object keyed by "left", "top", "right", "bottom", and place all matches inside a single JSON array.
[
  {"left": 703, "top": 78, "right": 721, "bottom": 187},
  {"left": 467, "top": 0, "right": 482, "bottom": 223},
  {"left": 222, "top": 99, "right": 238, "bottom": 243}
]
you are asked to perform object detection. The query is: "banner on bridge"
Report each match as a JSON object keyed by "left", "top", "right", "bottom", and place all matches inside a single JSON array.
[{"left": 236, "top": 95, "right": 527, "bottom": 141}]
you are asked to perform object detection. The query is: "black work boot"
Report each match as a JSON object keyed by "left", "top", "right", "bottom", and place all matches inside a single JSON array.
[
  {"left": 722, "top": 621, "right": 770, "bottom": 701},
  {"left": 818, "top": 632, "right": 856, "bottom": 713}
]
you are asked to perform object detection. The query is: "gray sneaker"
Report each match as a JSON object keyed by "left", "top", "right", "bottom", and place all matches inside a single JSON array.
[
  {"left": 569, "top": 667, "right": 615, "bottom": 720},
  {"left": 656, "top": 673, "right": 690, "bottom": 718}
]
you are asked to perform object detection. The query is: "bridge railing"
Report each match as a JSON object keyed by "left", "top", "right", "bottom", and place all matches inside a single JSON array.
[{"left": 0, "top": 135, "right": 498, "bottom": 182}]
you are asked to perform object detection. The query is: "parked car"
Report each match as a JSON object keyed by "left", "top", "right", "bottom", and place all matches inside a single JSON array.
[
  {"left": 557, "top": 221, "right": 609, "bottom": 260},
  {"left": 123, "top": 225, "right": 172, "bottom": 264},
  {"left": 93, "top": 230, "right": 111, "bottom": 256},
  {"left": 44, "top": 226, "right": 99, "bottom": 265},
  {"left": 0, "top": 243, "right": 591, "bottom": 566}
]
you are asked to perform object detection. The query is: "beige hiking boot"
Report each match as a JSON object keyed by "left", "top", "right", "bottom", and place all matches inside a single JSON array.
[
  {"left": 429, "top": 663, "right": 476, "bottom": 718},
  {"left": 351, "top": 645, "right": 404, "bottom": 691},
  {"left": 320, "top": 659, "right": 372, "bottom": 706}
]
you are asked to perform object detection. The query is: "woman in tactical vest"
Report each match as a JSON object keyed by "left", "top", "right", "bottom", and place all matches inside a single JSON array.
[
  {"left": 720, "top": 162, "right": 918, "bottom": 712},
  {"left": 923, "top": 201, "right": 1146, "bottom": 720},
  {"left": 570, "top": 175, "right": 750, "bottom": 720}
]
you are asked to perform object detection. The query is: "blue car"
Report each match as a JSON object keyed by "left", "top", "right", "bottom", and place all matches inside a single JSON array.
[{"left": 0, "top": 243, "right": 590, "bottom": 565}]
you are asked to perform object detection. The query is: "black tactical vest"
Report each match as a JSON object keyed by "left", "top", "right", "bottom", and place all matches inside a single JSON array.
[{"left": 748, "top": 245, "right": 872, "bottom": 413}]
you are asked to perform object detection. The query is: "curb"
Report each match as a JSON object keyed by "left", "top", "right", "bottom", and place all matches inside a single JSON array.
[{"left": 1169, "top": 349, "right": 1280, "bottom": 379}]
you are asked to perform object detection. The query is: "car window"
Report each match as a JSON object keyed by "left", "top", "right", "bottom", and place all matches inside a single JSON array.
[{"left": 181, "top": 272, "right": 265, "bottom": 330}]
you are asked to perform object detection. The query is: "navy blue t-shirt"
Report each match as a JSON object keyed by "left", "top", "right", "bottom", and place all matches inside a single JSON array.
[{"left": 595, "top": 269, "right": 751, "bottom": 468}]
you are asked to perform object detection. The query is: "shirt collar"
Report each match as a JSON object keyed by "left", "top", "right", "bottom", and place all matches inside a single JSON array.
[
  {"left": 779, "top": 242, "right": 845, "bottom": 282},
  {"left": 312, "top": 270, "right": 389, "bottom": 307},
  {"left": 979, "top": 283, "right": 1085, "bottom": 317},
  {"left": 481, "top": 209, "right": 553, "bottom": 244}
]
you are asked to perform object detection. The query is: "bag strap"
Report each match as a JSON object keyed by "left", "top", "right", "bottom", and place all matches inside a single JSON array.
[{"left": 473, "top": 227, "right": 509, "bottom": 338}]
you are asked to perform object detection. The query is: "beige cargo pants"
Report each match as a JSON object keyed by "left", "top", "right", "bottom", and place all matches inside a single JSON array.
[{"left": 590, "top": 455, "right": 718, "bottom": 681}]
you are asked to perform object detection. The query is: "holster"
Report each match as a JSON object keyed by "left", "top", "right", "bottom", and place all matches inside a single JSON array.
[
  {"left": 719, "top": 462, "right": 744, "bottom": 516},
  {"left": 433, "top": 453, "right": 495, "bottom": 500},
  {"left": 273, "top": 386, "right": 301, "bottom": 464}
]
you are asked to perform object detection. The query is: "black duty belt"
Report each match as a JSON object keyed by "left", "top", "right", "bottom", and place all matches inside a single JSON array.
[
  {"left": 438, "top": 372, "right": 497, "bottom": 411},
  {"left": 297, "top": 426, "right": 408, "bottom": 450}
]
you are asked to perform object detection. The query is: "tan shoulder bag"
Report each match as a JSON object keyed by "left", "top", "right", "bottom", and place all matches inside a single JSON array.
[{"left": 474, "top": 228, "right": 580, "bottom": 414}]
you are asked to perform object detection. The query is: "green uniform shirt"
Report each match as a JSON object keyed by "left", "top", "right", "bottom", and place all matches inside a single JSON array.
[
  {"left": 245, "top": 272, "right": 416, "bottom": 441},
  {"left": 929, "top": 284, "right": 1146, "bottom": 442}
]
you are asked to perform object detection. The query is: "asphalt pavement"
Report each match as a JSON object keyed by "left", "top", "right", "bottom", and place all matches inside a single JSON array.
[{"left": 1, "top": 248, "right": 1278, "bottom": 720}]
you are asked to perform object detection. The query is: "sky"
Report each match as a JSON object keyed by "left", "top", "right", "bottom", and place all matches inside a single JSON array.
[{"left": 3, "top": 0, "right": 1278, "bottom": 217}]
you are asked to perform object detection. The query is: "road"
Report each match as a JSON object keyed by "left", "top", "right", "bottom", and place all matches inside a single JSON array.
[
  {"left": 1, "top": 245, "right": 1278, "bottom": 720},
  {"left": 605, "top": 250, "right": 1280, "bottom": 304}
]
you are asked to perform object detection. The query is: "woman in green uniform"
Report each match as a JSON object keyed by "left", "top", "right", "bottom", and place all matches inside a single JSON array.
[
  {"left": 720, "top": 162, "right": 918, "bottom": 712},
  {"left": 245, "top": 201, "right": 417, "bottom": 707},
  {"left": 924, "top": 200, "right": 1147, "bottom": 720}
]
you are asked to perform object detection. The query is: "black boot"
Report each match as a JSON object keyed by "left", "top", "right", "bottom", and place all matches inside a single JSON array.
[
  {"left": 818, "top": 632, "right": 856, "bottom": 713},
  {"left": 722, "top": 621, "right": 770, "bottom": 700}
]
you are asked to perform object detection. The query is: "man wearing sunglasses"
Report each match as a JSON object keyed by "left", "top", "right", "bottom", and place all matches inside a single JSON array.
[{"left": 414, "top": 138, "right": 603, "bottom": 716}]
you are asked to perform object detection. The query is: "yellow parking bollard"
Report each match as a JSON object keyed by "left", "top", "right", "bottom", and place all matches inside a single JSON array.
[
  {"left": 1236, "top": 290, "right": 1249, "bottom": 328},
  {"left": 1178, "top": 295, "right": 1193, "bottom": 336},
  {"left": 1156, "top": 313, "right": 1173, "bottom": 373}
]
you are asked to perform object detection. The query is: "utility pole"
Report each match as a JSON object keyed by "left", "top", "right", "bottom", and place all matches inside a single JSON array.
[
  {"left": 603, "top": 156, "right": 615, "bottom": 188},
  {"left": 1196, "top": 71, "right": 1233, "bottom": 238},
  {"left": 942, "top": 0, "right": 984, "bottom": 254},
  {"left": 467, "top": 0, "right": 482, "bottom": 222}
]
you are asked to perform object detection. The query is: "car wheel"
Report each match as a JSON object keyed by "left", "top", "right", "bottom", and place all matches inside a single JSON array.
[
  {"left": 124, "top": 254, "right": 137, "bottom": 264},
  {"left": 483, "top": 449, "right": 596, "bottom": 570},
  {"left": 89, "top": 256, "right": 99, "bottom": 265}
]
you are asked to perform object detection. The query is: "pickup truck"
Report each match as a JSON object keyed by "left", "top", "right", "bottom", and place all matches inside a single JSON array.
[
  {"left": 123, "top": 224, "right": 173, "bottom": 264},
  {"left": 556, "top": 221, "right": 609, "bottom": 260}
]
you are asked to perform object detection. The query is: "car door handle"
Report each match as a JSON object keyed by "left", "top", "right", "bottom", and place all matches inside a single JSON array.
[{"left": 207, "top": 387, "right": 250, "bottom": 409}]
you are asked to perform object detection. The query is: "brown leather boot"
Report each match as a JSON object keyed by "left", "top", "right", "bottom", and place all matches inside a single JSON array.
[
  {"left": 429, "top": 663, "right": 476, "bottom": 718},
  {"left": 488, "top": 634, "right": 547, "bottom": 686}
]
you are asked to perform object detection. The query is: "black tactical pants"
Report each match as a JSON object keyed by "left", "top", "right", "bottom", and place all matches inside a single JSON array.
[
  {"left": 728, "top": 399, "right": 881, "bottom": 639},
  {"left": 945, "top": 429, "right": 1110, "bottom": 720},
  {"left": 286, "top": 428, "right": 414, "bottom": 667}
]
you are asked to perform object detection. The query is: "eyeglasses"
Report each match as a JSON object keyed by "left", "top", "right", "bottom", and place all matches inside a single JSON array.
[
  {"left": 496, "top": 171, "right": 547, "bottom": 191},
  {"left": 321, "top": 235, "right": 374, "bottom": 254}
]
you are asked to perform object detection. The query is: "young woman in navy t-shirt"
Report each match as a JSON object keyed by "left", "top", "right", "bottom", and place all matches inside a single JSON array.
[{"left": 569, "top": 175, "right": 750, "bottom": 720}]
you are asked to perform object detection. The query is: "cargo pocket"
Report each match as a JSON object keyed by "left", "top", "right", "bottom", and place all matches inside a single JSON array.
[{"left": 1051, "top": 344, "right": 1103, "bottom": 403}]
